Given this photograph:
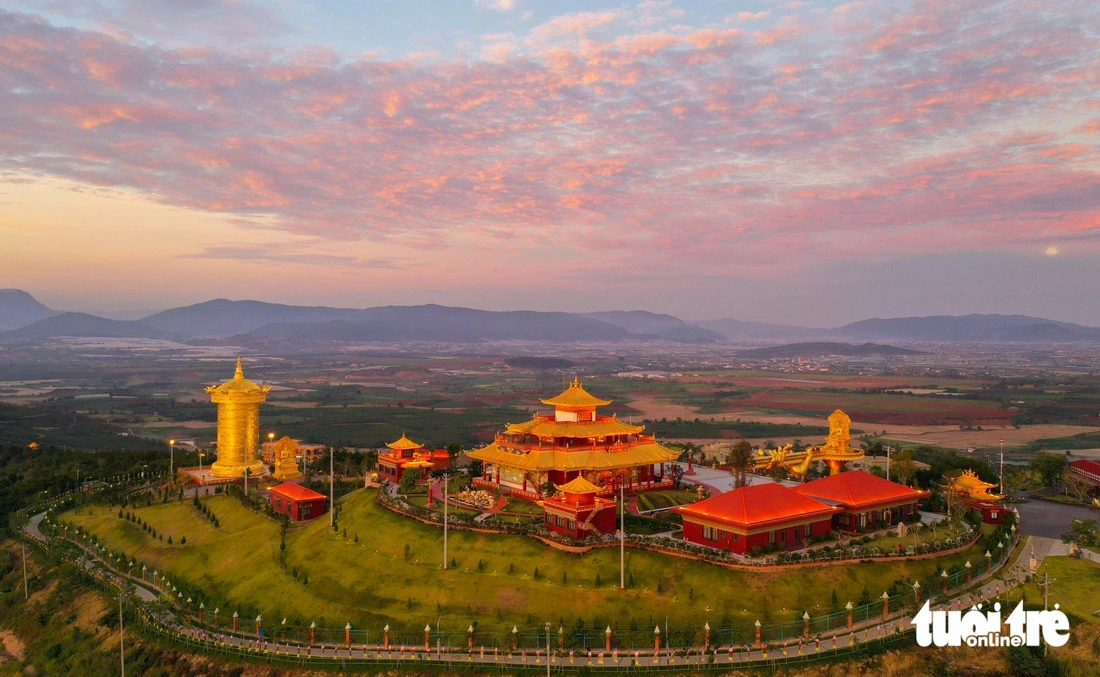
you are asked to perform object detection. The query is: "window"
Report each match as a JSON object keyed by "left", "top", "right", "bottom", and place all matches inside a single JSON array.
[
  {"left": 732, "top": 533, "right": 738, "bottom": 542},
  {"left": 838, "top": 514, "right": 850, "bottom": 526},
  {"left": 804, "top": 524, "right": 811, "bottom": 538},
  {"left": 546, "top": 514, "right": 553, "bottom": 524},
  {"left": 568, "top": 520, "right": 575, "bottom": 531},
  {"left": 702, "top": 526, "right": 718, "bottom": 541},
  {"left": 556, "top": 516, "right": 565, "bottom": 527},
  {"left": 990, "top": 511, "right": 998, "bottom": 519},
  {"left": 769, "top": 531, "right": 776, "bottom": 545},
  {"left": 779, "top": 529, "right": 786, "bottom": 542},
  {"left": 302, "top": 504, "right": 310, "bottom": 517},
  {"left": 720, "top": 530, "right": 727, "bottom": 540}
]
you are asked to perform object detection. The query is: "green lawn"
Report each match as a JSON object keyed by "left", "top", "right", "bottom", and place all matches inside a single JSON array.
[
  {"left": 1005, "top": 556, "right": 1100, "bottom": 624},
  {"left": 636, "top": 490, "right": 698, "bottom": 512},
  {"left": 499, "top": 497, "right": 543, "bottom": 515},
  {"left": 62, "top": 488, "right": 994, "bottom": 645}
]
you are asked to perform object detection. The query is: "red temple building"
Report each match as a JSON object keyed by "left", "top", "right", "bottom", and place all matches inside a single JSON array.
[
  {"left": 1069, "top": 459, "right": 1100, "bottom": 489},
  {"left": 541, "top": 476, "right": 618, "bottom": 539},
  {"left": 466, "top": 378, "right": 679, "bottom": 501},
  {"left": 268, "top": 482, "right": 327, "bottom": 521},
  {"left": 791, "top": 470, "right": 929, "bottom": 531},
  {"left": 376, "top": 434, "right": 451, "bottom": 483},
  {"left": 674, "top": 483, "right": 839, "bottom": 555}
]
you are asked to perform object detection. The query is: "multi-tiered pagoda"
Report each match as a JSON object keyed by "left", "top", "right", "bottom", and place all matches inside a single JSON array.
[{"left": 468, "top": 378, "right": 679, "bottom": 500}]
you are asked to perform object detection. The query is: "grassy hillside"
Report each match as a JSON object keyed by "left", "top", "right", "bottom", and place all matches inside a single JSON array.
[{"left": 65, "top": 488, "right": 990, "bottom": 646}]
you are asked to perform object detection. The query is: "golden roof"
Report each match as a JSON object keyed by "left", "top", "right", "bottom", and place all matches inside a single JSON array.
[
  {"left": 204, "top": 357, "right": 271, "bottom": 395},
  {"left": 467, "top": 441, "right": 679, "bottom": 472},
  {"left": 505, "top": 418, "right": 644, "bottom": 438},
  {"left": 951, "top": 469, "right": 1002, "bottom": 499},
  {"left": 387, "top": 433, "right": 424, "bottom": 451},
  {"left": 540, "top": 378, "right": 611, "bottom": 408},
  {"left": 556, "top": 476, "right": 604, "bottom": 494}
]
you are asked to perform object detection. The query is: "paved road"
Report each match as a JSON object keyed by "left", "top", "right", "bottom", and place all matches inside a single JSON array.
[{"left": 1014, "top": 498, "right": 1097, "bottom": 538}]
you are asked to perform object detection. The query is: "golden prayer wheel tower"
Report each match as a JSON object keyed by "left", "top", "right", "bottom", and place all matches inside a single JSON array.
[{"left": 206, "top": 358, "right": 270, "bottom": 478}]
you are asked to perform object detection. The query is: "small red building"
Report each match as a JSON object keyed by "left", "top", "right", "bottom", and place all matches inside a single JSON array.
[
  {"left": 376, "top": 434, "right": 451, "bottom": 483},
  {"left": 791, "top": 470, "right": 929, "bottom": 531},
  {"left": 542, "top": 476, "right": 618, "bottom": 539},
  {"left": 674, "top": 483, "right": 839, "bottom": 554},
  {"left": 970, "top": 501, "right": 1008, "bottom": 525},
  {"left": 268, "top": 482, "right": 327, "bottom": 521}
]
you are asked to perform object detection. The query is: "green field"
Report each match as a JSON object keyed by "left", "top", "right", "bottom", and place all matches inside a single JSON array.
[
  {"left": 63, "top": 489, "right": 992, "bottom": 645},
  {"left": 1006, "top": 556, "right": 1100, "bottom": 624},
  {"left": 636, "top": 490, "right": 698, "bottom": 511}
]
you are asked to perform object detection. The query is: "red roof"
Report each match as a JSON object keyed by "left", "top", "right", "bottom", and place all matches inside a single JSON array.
[
  {"left": 269, "top": 482, "right": 326, "bottom": 501},
  {"left": 791, "top": 470, "right": 929, "bottom": 510},
  {"left": 1070, "top": 459, "right": 1100, "bottom": 476},
  {"left": 673, "top": 483, "right": 838, "bottom": 529}
]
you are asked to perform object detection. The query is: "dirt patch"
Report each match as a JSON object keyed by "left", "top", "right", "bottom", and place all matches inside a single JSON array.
[
  {"left": 27, "top": 578, "right": 58, "bottom": 606},
  {"left": 0, "top": 629, "right": 25, "bottom": 661},
  {"left": 628, "top": 395, "right": 706, "bottom": 421},
  {"left": 72, "top": 590, "right": 108, "bottom": 633},
  {"left": 880, "top": 424, "right": 1100, "bottom": 449}
]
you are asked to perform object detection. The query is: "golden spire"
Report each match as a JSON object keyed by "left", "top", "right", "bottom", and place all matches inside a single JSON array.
[{"left": 234, "top": 356, "right": 244, "bottom": 380}]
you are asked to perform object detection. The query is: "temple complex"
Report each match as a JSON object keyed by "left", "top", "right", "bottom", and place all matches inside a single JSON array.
[
  {"left": 467, "top": 378, "right": 679, "bottom": 501},
  {"left": 270, "top": 436, "right": 303, "bottom": 481},
  {"left": 376, "top": 434, "right": 451, "bottom": 483},
  {"left": 206, "top": 358, "right": 269, "bottom": 478}
]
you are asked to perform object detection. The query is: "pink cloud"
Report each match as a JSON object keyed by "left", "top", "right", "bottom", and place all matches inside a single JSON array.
[{"left": 0, "top": 0, "right": 1097, "bottom": 278}]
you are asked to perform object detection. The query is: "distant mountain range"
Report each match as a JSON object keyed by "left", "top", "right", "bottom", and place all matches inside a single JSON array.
[
  {"left": 735, "top": 342, "right": 927, "bottom": 359},
  {"left": 1, "top": 290, "right": 1098, "bottom": 344}
]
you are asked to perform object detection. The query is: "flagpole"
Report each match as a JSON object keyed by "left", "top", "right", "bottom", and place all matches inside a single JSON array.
[{"left": 999, "top": 438, "right": 1004, "bottom": 497}]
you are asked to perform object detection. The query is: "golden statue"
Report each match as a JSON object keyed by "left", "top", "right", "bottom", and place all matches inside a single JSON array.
[
  {"left": 206, "top": 358, "right": 270, "bottom": 478},
  {"left": 272, "top": 436, "right": 303, "bottom": 480},
  {"left": 753, "top": 409, "right": 864, "bottom": 479}
]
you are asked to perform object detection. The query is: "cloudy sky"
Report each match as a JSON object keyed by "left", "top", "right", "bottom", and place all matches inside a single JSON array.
[{"left": 1, "top": 0, "right": 1098, "bottom": 325}]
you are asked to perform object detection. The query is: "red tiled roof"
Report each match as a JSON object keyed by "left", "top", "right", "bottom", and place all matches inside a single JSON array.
[
  {"left": 1070, "top": 459, "right": 1100, "bottom": 476},
  {"left": 269, "top": 482, "right": 326, "bottom": 501},
  {"left": 673, "top": 483, "right": 837, "bottom": 529},
  {"left": 791, "top": 470, "right": 929, "bottom": 510}
]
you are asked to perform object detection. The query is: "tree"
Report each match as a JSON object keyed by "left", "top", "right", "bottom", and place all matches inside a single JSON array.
[
  {"left": 446, "top": 442, "right": 463, "bottom": 459},
  {"left": 892, "top": 450, "right": 917, "bottom": 486},
  {"left": 725, "top": 440, "right": 753, "bottom": 489},
  {"left": 1064, "top": 474, "right": 1093, "bottom": 504},
  {"left": 398, "top": 468, "right": 422, "bottom": 494},
  {"left": 1029, "top": 453, "right": 1068, "bottom": 488},
  {"left": 1060, "top": 519, "right": 1098, "bottom": 548}
]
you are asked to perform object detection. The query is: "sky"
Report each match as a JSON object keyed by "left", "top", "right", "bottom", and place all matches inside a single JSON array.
[{"left": 1, "top": 0, "right": 1098, "bottom": 326}]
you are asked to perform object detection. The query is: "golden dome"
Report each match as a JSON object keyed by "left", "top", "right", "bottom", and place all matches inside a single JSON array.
[{"left": 205, "top": 357, "right": 270, "bottom": 396}]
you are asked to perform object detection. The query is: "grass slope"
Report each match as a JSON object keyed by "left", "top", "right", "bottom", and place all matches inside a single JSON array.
[{"left": 65, "top": 489, "right": 990, "bottom": 643}]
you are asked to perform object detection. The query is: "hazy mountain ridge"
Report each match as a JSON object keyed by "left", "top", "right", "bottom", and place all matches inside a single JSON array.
[
  {"left": 2, "top": 291, "right": 1099, "bottom": 344},
  {"left": 0, "top": 288, "right": 58, "bottom": 330},
  {"left": 736, "top": 342, "right": 927, "bottom": 359}
]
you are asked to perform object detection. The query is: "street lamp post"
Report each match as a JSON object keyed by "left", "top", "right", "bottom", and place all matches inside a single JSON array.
[
  {"left": 169, "top": 440, "right": 175, "bottom": 477},
  {"left": 545, "top": 622, "right": 552, "bottom": 677},
  {"left": 619, "top": 483, "right": 625, "bottom": 590}
]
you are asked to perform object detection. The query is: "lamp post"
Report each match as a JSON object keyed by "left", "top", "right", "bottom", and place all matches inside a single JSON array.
[
  {"left": 802, "top": 611, "right": 810, "bottom": 638},
  {"left": 941, "top": 569, "right": 949, "bottom": 596},
  {"left": 882, "top": 591, "right": 890, "bottom": 618},
  {"left": 330, "top": 447, "right": 335, "bottom": 527},
  {"left": 606, "top": 625, "right": 612, "bottom": 652},
  {"left": 512, "top": 626, "right": 518, "bottom": 652},
  {"left": 845, "top": 602, "right": 853, "bottom": 630},
  {"left": 545, "top": 623, "right": 552, "bottom": 677},
  {"left": 619, "top": 483, "right": 625, "bottom": 590},
  {"left": 346, "top": 623, "right": 352, "bottom": 649},
  {"left": 232, "top": 611, "right": 239, "bottom": 633},
  {"left": 244, "top": 467, "right": 250, "bottom": 497},
  {"left": 383, "top": 624, "right": 390, "bottom": 650},
  {"left": 169, "top": 439, "right": 175, "bottom": 476},
  {"left": 198, "top": 451, "right": 205, "bottom": 478},
  {"left": 704, "top": 622, "right": 710, "bottom": 651},
  {"left": 558, "top": 624, "right": 564, "bottom": 651},
  {"left": 754, "top": 619, "right": 761, "bottom": 649},
  {"left": 310, "top": 621, "right": 316, "bottom": 645},
  {"left": 199, "top": 602, "right": 205, "bottom": 623},
  {"left": 965, "top": 560, "right": 972, "bottom": 584},
  {"left": 443, "top": 470, "right": 449, "bottom": 569},
  {"left": 912, "top": 581, "right": 921, "bottom": 604},
  {"left": 653, "top": 625, "right": 660, "bottom": 657},
  {"left": 424, "top": 624, "right": 431, "bottom": 652},
  {"left": 985, "top": 550, "right": 992, "bottom": 574},
  {"left": 469, "top": 624, "right": 475, "bottom": 652},
  {"left": 256, "top": 614, "right": 262, "bottom": 638},
  {"left": 119, "top": 589, "right": 125, "bottom": 677}
]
